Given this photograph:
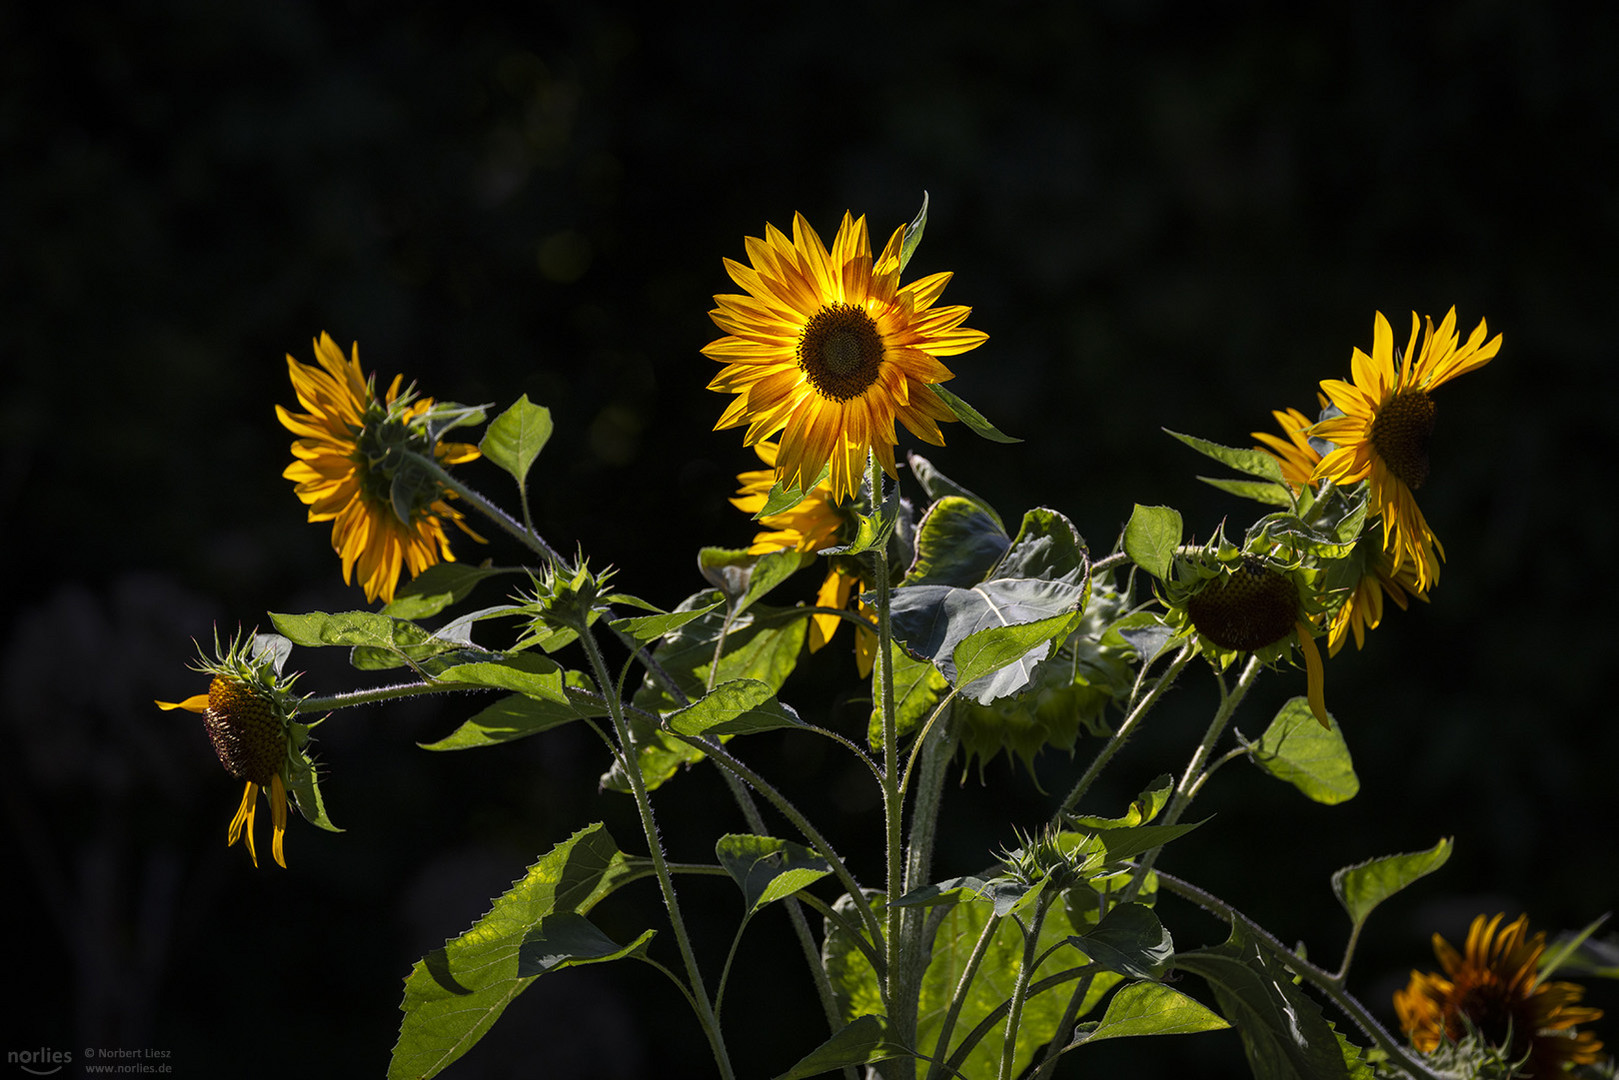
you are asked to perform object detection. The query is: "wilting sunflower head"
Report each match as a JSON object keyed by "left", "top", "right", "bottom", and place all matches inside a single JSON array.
[
  {"left": 155, "top": 630, "right": 323, "bottom": 869},
  {"left": 1394, "top": 913, "right": 1606, "bottom": 1078},
  {"left": 1163, "top": 538, "right": 1333, "bottom": 726},
  {"left": 1310, "top": 308, "right": 1501, "bottom": 591},
  {"left": 277, "top": 333, "right": 487, "bottom": 604},
  {"left": 703, "top": 211, "right": 987, "bottom": 504}
]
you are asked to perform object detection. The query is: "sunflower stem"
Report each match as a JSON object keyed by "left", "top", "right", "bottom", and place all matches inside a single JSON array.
[
  {"left": 1127, "top": 654, "right": 1261, "bottom": 899},
  {"left": 411, "top": 452, "right": 567, "bottom": 568},
  {"left": 870, "top": 453, "right": 913, "bottom": 1079},
  {"left": 999, "top": 895, "right": 1054, "bottom": 1080},
  {"left": 1055, "top": 644, "right": 1194, "bottom": 816},
  {"left": 576, "top": 624, "right": 734, "bottom": 1080}
]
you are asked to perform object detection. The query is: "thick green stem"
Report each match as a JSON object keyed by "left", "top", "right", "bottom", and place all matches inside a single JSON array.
[
  {"left": 578, "top": 626, "right": 734, "bottom": 1080},
  {"left": 870, "top": 454, "right": 911, "bottom": 1078}
]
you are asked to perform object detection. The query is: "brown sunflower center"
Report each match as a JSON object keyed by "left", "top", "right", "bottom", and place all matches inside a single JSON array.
[
  {"left": 1368, "top": 388, "right": 1436, "bottom": 490},
  {"left": 1187, "top": 559, "right": 1299, "bottom": 651},
  {"left": 1450, "top": 983, "right": 1533, "bottom": 1061},
  {"left": 204, "top": 675, "right": 286, "bottom": 785},
  {"left": 798, "top": 302, "right": 884, "bottom": 402}
]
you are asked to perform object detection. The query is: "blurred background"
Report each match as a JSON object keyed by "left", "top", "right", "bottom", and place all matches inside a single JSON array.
[{"left": 5, "top": 1, "right": 1614, "bottom": 1076}]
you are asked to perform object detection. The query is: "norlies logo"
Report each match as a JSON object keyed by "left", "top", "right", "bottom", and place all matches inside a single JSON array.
[{"left": 8, "top": 1047, "right": 72, "bottom": 1076}]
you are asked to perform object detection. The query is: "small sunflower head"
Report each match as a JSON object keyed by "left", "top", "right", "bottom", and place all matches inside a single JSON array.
[
  {"left": 998, "top": 825, "right": 1095, "bottom": 894},
  {"left": 156, "top": 629, "right": 329, "bottom": 868}
]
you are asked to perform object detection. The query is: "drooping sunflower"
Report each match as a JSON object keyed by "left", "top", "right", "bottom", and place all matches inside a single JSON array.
[
  {"left": 732, "top": 441, "right": 876, "bottom": 676},
  {"left": 156, "top": 633, "right": 329, "bottom": 868},
  {"left": 1394, "top": 912, "right": 1605, "bottom": 1077},
  {"left": 1252, "top": 404, "right": 1431, "bottom": 656},
  {"left": 277, "top": 333, "right": 484, "bottom": 604},
  {"left": 704, "top": 211, "right": 987, "bottom": 504},
  {"left": 1311, "top": 308, "right": 1500, "bottom": 590}
]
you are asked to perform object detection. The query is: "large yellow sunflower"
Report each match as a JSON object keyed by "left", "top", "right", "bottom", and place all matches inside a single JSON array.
[
  {"left": 732, "top": 441, "right": 877, "bottom": 676},
  {"left": 704, "top": 211, "right": 987, "bottom": 503},
  {"left": 1252, "top": 405, "right": 1431, "bottom": 656},
  {"left": 1395, "top": 912, "right": 1605, "bottom": 1077},
  {"left": 277, "top": 333, "right": 483, "bottom": 604},
  {"left": 1310, "top": 308, "right": 1500, "bottom": 590}
]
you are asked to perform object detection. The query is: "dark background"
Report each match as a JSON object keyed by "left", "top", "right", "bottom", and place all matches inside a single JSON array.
[{"left": 5, "top": 2, "right": 1615, "bottom": 1077}]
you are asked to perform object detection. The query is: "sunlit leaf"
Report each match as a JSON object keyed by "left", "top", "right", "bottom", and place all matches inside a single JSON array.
[
  {"left": 1331, "top": 839, "right": 1452, "bottom": 930},
  {"left": 478, "top": 395, "right": 553, "bottom": 488},
  {"left": 1071, "top": 981, "right": 1229, "bottom": 1046},
  {"left": 1248, "top": 697, "right": 1359, "bottom": 805},
  {"left": 716, "top": 834, "right": 833, "bottom": 915},
  {"left": 1123, "top": 504, "right": 1182, "bottom": 580}
]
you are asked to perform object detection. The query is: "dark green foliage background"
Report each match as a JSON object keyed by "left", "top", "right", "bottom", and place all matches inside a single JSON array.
[{"left": 5, "top": 2, "right": 1614, "bottom": 1077}]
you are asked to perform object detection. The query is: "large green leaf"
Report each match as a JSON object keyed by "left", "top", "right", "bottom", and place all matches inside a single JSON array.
[
  {"left": 888, "top": 577, "right": 1088, "bottom": 704},
  {"left": 419, "top": 678, "right": 602, "bottom": 751},
  {"left": 1174, "top": 923, "right": 1356, "bottom": 1080},
  {"left": 902, "top": 495, "right": 1010, "bottom": 588},
  {"left": 432, "top": 651, "right": 568, "bottom": 702},
  {"left": 1071, "top": 981, "right": 1230, "bottom": 1046},
  {"left": 608, "top": 602, "right": 723, "bottom": 644},
  {"left": 699, "top": 547, "right": 808, "bottom": 617},
  {"left": 390, "top": 824, "right": 649, "bottom": 1080},
  {"left": 1122, "top": 504, "right": 1182, "bottom": 581},
  {"left": 994, "top": 507, "right": 1088, "bottom": 582},
  {"left": 666, "top": 678, "right": 803, "bottom": 738},
  {"left": 478, "top": 395, "right": 553, "bottom": 488},
  {"left": 384, "top": 563, "right": 515, "bottom": 620},
  {"left": 1248, "top": 697, "right": 1360, "bottom": 804},
  {"left": 716, "top": 834, "right": 833, "bottom": 915},
  {"left": 822, "top": 891, "right": 886, "bottom": 1022},
  {"left": 1331, "top": 839, "right": 1451, "bottom": 931}
]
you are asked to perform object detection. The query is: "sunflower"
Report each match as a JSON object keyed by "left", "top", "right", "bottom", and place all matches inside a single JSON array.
[
  {"left": 704, "top": 211, "right": 987, "bottom": 504},
  {"left": 157, "top": 634, "right": 317, "bottom": 868},
  {"left": 277, "top": 333, "right": 484, "bottom": 604},
  {"left": 1311, "top": 308, "right": 1500, "bottom": 590},
  {"left": 732, "top": 441, "right": 877, "bottom": 676},
  {"left": 1252, "top": 404, "right": 1432, "bottom": 656},
  {"left": 1395, "top": 913, "right": 1605, "bottom": 1077}
]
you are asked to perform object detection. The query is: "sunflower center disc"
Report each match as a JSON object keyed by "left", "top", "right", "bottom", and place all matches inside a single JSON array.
[
  {"left": 799, "top": 302, "right": 884, "bottom": 402},
  {"left": 1368, "top": 388, "right": 1437, "bottom": 490},
  {"left": 1186, "top": 560, "right": 1298, "bottom": 651}
]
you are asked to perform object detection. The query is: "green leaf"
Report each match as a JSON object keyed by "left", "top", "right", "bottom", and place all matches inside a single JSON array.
[
  {"left": 1198, "top": 476, "right": 1295, "bottom": 508},
  {"left": 433, "top": 651, "right": 568, "bottom": 702},
  {"left": 1072, "top": 981, "right": 1230, "bottom": 1046},
  {"left": 1090, "top": 820, "right": 1207, "bottom": 866},
  {"left": 698, "top": 547, "right": 809, "bottom": 617},
  {"left": 1123, "top": 504, "right": 1182, "bottom": 580},
  {"left": 952, "top": 613, "right": 1080, "bottom": 692},
  {"left": 390, "top": 824, "right": 647, "bottom": 1080},
  {"left": 1069, "top": 774, "right": 1174, "bottom": 830},
  {"left": 608, "top": 602, "right": 724, "bottom": 644},
  {"left": 1165, "top": 429, "right": 1287, "bottom": 483},
  {"left": 478, "top": 395, "right": 553, "bottom": 487},
  {"left": 823, "top": 891, "right": 886, "bottom": 1023},
  {"left": 666, "top": 678, "right": 803, "bottom": 737},
  {"left": 1248, "top": 697, "right": 1360, "bottom": 805},
  {"left": 774, "top": 1015, "right": 913, "bottom": 1080},
  {"left": 716, "top": 834, "right": 833, "bottom": 915},
  {"left": 994, "top": 507, "right": 1088, "bottom": 583},
  {"left": 283, "top": 744, "right": 341, "bottom": 832},
  {"left": 1174, "top": 922, "right": 1356, "bottom": 1080},
  {"left": 820, "top": 472, "right": 900, "bottom": 556},
  {"left": 888, "top": 577, "right": 1089, "bottom": 703},
  {"left": 891, "top": 875, "right": 992, "bottom": 909},
  {"left": 907, "top": 452, "right": 1003, "bottom": 532},
  {"left": 917, "top": 893, "right": 1109, "bottom": 1079},
  {"left": 419, "top": 682, "right": 602, "bottom": 751},
  {"left": 901, "top": 495, "right": 1010, "bottom": 588},
  {"left": 383, "top": 563, "right": 514, "bottom": 620},
  {"left": 898, "top": 191, "right": 928, "bottom": 273},
  {"left": 1069, "top": 903, "right": 1175, "bottom": 980},
  {"left": 517, "top": 913, "right": 653, "bottom": 975},
  {"left": 867, "top": 643, "right": 950, "bottom": 750},
  {"left": 927, "top": 383, "right": 1021, "bottom": 443},
  {"left": 755, "top": 461, "right": 833, "bottom": 517},
  {"left": 1542, "top": 918, "right": 1619, "bottom": 981},
  {"left": 1331, "top": 839, "right": 1452, "bottom": 931}
]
